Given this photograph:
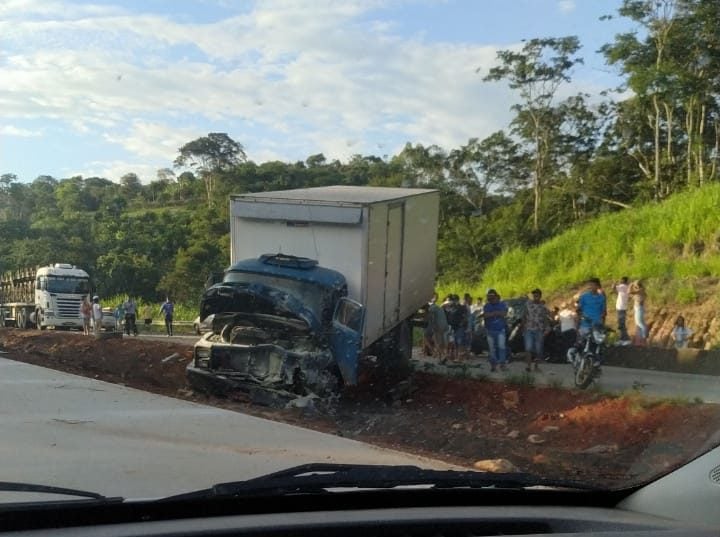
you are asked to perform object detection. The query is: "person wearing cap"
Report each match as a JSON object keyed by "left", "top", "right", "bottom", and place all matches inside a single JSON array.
[
  {"left": 482, "top": 289, "right": 508, "bottom": 372},
  {"left": 91, "top": 295, "right": 103, "bottom": 336},
  {"left": 522, "top": 289, "right": 551, "bottom": 372}
]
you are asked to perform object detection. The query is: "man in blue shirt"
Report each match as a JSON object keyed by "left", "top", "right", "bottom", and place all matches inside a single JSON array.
[
  {"left": 160, "top": 297, "right": 174, "bottom": 337},
  {"left": 577, "top": 278, "right": 606, "bottom": 335},
  {"left": 482, "top": 289, "right": 508, "bottom": 372}
]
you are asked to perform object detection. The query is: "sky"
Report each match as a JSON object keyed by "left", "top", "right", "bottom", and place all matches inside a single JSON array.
[{"left": 1, "top": 0, "right": 635, "bottom": 183}]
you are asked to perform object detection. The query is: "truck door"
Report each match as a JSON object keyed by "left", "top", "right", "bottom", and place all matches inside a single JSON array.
[
  {"left": 384, "top": 203, "right": 404, "bottom": 327},
  {"left": 329, "top": 298, "right": 365, "bottom": 386}
]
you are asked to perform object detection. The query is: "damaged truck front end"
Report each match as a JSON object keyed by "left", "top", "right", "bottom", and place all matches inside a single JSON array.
[{"left": 187, "top": 255, "right": 357, "bottom": 404}]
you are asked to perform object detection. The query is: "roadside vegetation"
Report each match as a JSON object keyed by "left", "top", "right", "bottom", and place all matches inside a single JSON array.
[{"left": 471, "top": 183, "right": 720, "bottom": 301}]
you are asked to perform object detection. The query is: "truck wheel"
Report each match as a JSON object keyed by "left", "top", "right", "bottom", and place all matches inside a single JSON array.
[
  {"left": 16, "top": 309, "right": 26, "bottom": 329},
  {"left": 36, "top": 310, "right": 46, "bottom": 330}
]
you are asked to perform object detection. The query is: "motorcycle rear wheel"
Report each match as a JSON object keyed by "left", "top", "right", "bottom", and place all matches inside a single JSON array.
[{"left": 574, "top": 354, "right": 595, "bottom": 389}]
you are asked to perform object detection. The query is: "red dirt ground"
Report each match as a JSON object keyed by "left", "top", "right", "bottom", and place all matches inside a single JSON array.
[{"left": 1, "top": 328, "right": 718, "bottom": 488}]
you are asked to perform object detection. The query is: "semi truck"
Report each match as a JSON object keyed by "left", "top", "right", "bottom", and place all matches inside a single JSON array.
[
  {"left": 0, "top": 264, "right": 92, "bottom": 330},
  {"left": 187, "top": 186, "right": 439, "bottom": 401}
]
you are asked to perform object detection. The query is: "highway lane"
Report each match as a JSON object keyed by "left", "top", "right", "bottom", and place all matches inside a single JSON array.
[
  {"left": 413, "top": 351, "right": 720, "bottom": 403},
  {"left": 0, "top": 357, "right": 453, "bottom": 500}
]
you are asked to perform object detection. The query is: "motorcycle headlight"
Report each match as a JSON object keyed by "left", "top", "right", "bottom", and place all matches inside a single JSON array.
[{"left": 592, "top": 329, "right": 606, "bottom": 343}]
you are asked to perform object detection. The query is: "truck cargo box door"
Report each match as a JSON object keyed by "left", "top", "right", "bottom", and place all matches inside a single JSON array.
[
  {"left": 383, "top": 204, "right": 403, "bottom": 326},
  {"left": 329, "top": 298, "right": 365, "bottom": 386}
]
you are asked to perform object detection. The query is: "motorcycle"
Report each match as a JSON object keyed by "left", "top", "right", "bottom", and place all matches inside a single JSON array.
[{"left": 566, "top": 322, "right": 609, "bottom": 389}]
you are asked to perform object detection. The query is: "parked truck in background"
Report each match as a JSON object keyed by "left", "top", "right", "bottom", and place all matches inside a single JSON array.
[
  {"left": 187, "top": 186, "right": 439, "bottom": 402},
  {"left": 0, "top": 264, "right": 91, "bottom": 330}
]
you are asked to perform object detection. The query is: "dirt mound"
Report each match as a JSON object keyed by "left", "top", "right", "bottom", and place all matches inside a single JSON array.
[
  {"left": 1, "top": 328, "right": 718, "bottom": 488},
  {"left": 0, "top": 329, "right": 191, "bottom": 394}
]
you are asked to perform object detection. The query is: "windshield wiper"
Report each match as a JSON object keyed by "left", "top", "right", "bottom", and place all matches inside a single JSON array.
[
  {"left": 161, "top": 463, "right": 598, "bottom": 502},
  {"left": 0, "top": 481, "right": 122, "bottom": 502}
]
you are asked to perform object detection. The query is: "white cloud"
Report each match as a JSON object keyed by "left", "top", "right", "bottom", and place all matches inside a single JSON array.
[
  {"left": 78, "top": 160, "right": 167, "bottom": 184},
  {"left": 558, "top": 0, "right": 576, "bottom": 13},
  {"left": 102, "top": 121, "right": 200, "bottom": 161},
  {"left": 1, "top": 0, "right": 529, "bottom": 178},
  {"left": 0, "top": 125, "right": 42, "bottom": 137}
]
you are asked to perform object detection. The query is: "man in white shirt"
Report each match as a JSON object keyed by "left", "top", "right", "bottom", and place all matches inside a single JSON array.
[
  {"left": 92, "top": 296, "right": 103, "bottom": 336},
  {"left": 614, "top": 277, "right": 630, "bottom": 343}
]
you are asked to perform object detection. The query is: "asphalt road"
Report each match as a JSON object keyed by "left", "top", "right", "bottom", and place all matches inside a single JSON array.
[
  {"left": 413, "top": 352, "right": 720, "bottom": 403},
  {"left": 0, "top": 357, "right": 452, "bottom": 501}
]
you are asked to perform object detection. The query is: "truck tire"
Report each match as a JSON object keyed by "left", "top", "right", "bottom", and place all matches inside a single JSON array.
[
  {"left": 16, "top": 309, "right": 26, "bottom": 329},
  {"left": 35, "top": 310, "right": 46, "bottom": 330}
]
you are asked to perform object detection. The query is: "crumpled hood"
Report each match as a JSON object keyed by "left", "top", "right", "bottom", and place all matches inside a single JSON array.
[{"left": 200, "top": 281, "right": 321, "bottom": 333}]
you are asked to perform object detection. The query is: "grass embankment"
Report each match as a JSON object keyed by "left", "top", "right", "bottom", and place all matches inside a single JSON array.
[{"left": 441, "top": 183, "right": 720, "bottom": 304}]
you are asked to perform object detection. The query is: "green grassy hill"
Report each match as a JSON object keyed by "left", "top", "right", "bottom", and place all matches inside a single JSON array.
[{"left": 442, "top": 183, "right": 720, "bottom": 305}]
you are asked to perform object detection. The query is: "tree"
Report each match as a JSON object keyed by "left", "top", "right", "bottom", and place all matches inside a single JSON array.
[
  {"left": 483, "top": 36, "right": 584, "bottom": 233},
  {"left": 602, "top": 0, "right": 720, "bottom": 197},
  {"left": 174, "top": 133, "right": 247, "bottom": 206},
  {"left": 447, "top": 131, "right": 528, "bottom": 213},
  {"left": 120, "top": 173, "right": 142, "bottom": 200}
]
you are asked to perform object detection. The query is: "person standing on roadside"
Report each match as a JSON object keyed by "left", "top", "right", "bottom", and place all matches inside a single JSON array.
[
  {"left": 160, "top": 297, "right": 174, "bottom": 337},
  {"left": 671, "top": 315, "right": 692, "bottom": 349},
  {"left": 114, "top": 301, "right": 125, "bottom": 332},
  {"left": 482, "top": 289, "right": 508, "bottom": 372},
  {"left": 91, "top": 295, "right": 103, "bottom": 336},
  {"left": 123, "top": 296, "right": 138, "bottom": 336},
  {"left": 424, "top": 293, "right": 449, "bottom": 361},
  {"left": 450, "top": 294, "right": 469, "bottom": 361},
  {"left": 442, "top": 295, "right": 457, "bottom": 361},
  {"left": 613, "top": 277, "right": 630, "bottom": 343},
  {"left": 523, "top": 288, "right": 551, "bottom": 372},
  {"left": 463, "top": 294, "right": 476, "bottom": 356},
  {"left": 556, "top": 301, "right": 578, "bottom": 355},
  {"left": 630, "top": 280, "right": 647, "bottom": 345},
  {"left": 79, "top": 296, "right": 92, "bottom": 336}
]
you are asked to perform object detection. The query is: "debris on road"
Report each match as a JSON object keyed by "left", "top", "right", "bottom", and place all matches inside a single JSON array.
[{"left": 162, "top": 352, "right": 181, "bottom": 363}]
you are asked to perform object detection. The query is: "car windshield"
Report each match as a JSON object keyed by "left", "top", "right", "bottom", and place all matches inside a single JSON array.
[
  {"left": 221, "top": 272, "right": 329, "bottom": 323},
  {"left": 1, "top": 0, "right": 720, "bottom": 507}
]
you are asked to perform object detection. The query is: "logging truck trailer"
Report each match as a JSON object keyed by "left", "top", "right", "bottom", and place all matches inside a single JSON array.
[{"left": 0, "top": 264, "right": 91, "bottom": 329}]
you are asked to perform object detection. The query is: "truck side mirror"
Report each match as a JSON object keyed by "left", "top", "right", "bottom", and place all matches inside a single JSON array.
[{"left": 333, "top": 298, "right": 365, "bottom": 334}]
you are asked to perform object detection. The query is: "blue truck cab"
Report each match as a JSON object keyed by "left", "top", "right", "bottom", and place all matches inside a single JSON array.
[{"left": 187, "top": 254, "right": 365, "bottom": 400}]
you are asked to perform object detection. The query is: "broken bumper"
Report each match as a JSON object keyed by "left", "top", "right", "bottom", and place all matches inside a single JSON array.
[
  {"left": 188, "top": 335, "right": 339, "bottom": 400},
  {"left": 186, "top": 362, "right": 301, "bottom": 406}
]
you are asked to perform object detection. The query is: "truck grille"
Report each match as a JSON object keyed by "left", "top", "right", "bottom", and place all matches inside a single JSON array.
[
  {"left": 55, "top": 297, "right": 82, "bottom": 318},
  {"left": 210, "top": 345, "right": 284, "bottom": 381}
]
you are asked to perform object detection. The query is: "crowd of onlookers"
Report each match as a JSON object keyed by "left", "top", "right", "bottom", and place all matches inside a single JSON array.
[
  {"left": 423, "top": 277, "right": 693, "bottom": 372},
  {"left": 78, "top": 295, "right": 176, "bottom": 337}
]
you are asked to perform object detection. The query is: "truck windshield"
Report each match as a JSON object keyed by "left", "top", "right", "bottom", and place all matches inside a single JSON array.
[
  {"left": 223, "top": 272, "right": 329, "bottom": 322},
  {"left": 46, "top": 277, "right": 91, "bottom": 294}
]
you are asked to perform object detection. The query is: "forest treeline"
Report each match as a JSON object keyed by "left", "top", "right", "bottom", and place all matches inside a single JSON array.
[{"left": 1, "top": 0, "right": 718, "bottom": 304}]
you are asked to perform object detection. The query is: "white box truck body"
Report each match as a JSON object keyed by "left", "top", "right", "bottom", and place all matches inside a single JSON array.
[{"left": 229, "top": 186, "right": 439, "bottom": 348}]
